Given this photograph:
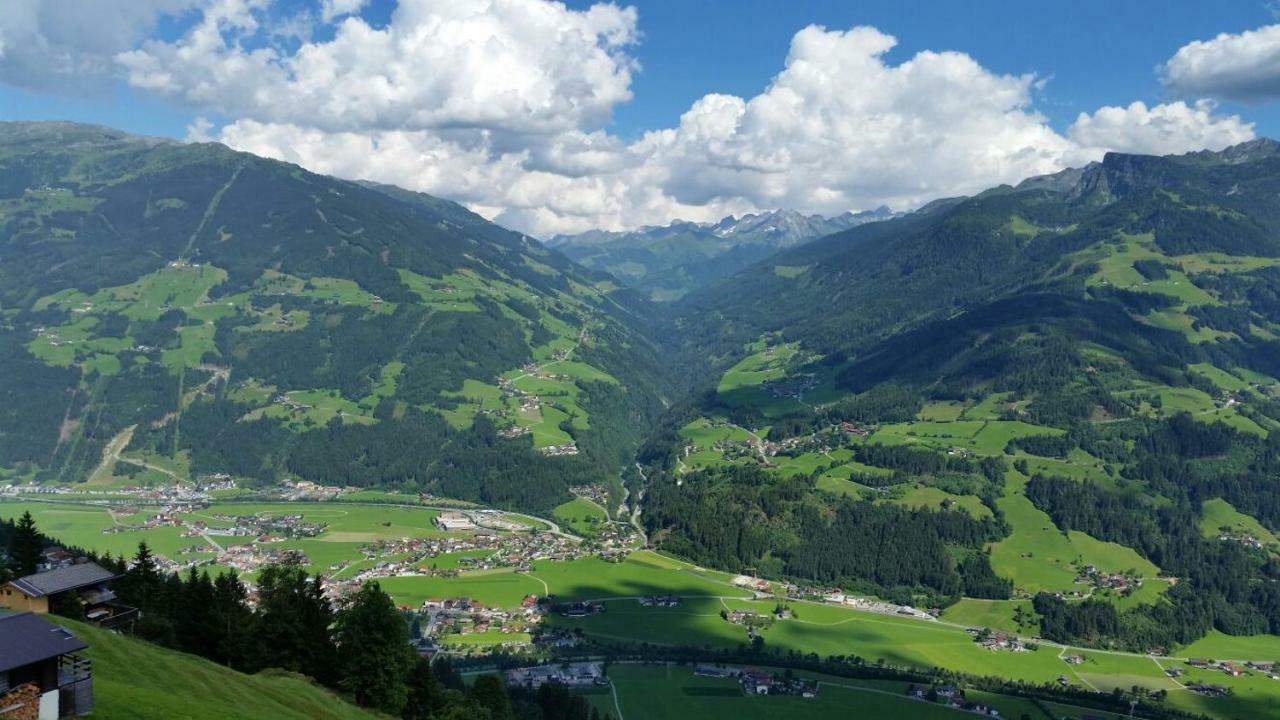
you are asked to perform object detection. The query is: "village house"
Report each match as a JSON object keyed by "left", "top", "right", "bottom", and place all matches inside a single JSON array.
[
  {"left": 0, "top": 563, "right": 135, "bottom": 631},
  {"left": 0, "top": 612, "right": 93, "bottom": 719},
  {"left": 742, "top": 670, "right": 774, "bottom": 695}
]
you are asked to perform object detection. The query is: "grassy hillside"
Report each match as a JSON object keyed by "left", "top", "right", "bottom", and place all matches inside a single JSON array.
[{"left": 53, "top": 619, "right": 380, "bottom": 720}]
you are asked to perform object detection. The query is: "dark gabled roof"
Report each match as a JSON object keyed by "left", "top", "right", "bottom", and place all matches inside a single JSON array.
[
  {"left": 8, "top": 562, "right": 115, "bottom": 598},
  {"left": 0, "top": 613, "right": 88, "bottom": 672}
]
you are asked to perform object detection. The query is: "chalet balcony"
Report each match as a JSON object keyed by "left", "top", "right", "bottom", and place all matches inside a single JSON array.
[
  {"left": 56, "top": 653, "right": 93, "bottom": 717},
  {"left": 87, "top": 604, "right": 139, "bottom": 632}
]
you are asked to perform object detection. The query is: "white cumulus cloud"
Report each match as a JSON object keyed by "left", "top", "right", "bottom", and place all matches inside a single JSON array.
[
  {"left": 1162, "top": 24, "right": 1280, "bottom": 102},
  {"left": 207, "top": 21, "right": 1253, "bottom": 235},
  {"left": 1066, "top": 100, "right": 1255, "bottom": 159},
  {"left": 2, "top": 1, "right": 1257, "bottom": 236},
  {"left": 0, "top": 0, "right": 201, "bottom": 94},
  {"left": 117, "top": 0, "right": 639, "bottom": 135}
]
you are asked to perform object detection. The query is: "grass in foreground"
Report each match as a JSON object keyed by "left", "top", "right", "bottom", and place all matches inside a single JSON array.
[{"left": 54, "top": 618, "right": 378, "bottom": 720}]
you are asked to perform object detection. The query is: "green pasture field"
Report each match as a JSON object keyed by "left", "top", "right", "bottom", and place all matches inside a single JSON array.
[
  {"left": 553, "top": 497, "right": 608, "bottom": 535},
  {"left": 0, "top": 501, "right": 232, "bottom": 561},
  {"left": 1174, "top": 252, "right": 1280, "bottom": 275},
  {"left": 960, "top": 392, "right": 1015, "bottom": 420},
  {"left": 379, "top": 570, "right": 545, "bottom": 608},
  {"left": 1189, "top": 362, "right": 1254, "bottom": 392},
  {"left": 533, "top": 551, "right": 749, "bottom": 602},
  {"left": 58, "top": 619, "right": 379, "bottom": 720},
  {"left": 1199, "top": 498, "right": 1278, "bottom": 545},
  {"left": 814, "top": 474, "right": 876, "bottom": 499},
  {"left": 938, "top": 599, "right": 1034, "bottom": 635},
  {"left": 869, "top": 420, "right": 1060, "bottom": 456},
  {"left": 596, "top": 664, "right": 984, "bottom": 720},
  {"left": 566, "top": 595, "right": 1279, "bottom": 718},
  {"left": 988, "top": 472, "right": 1160, "bottom": 594},
  {"left": 918, "top": 401, "right": 965, "bottom": 422},
  {"left": 884, "top": 485, "right": 992, "bottom": 520},
  {"left": 438, "top": 630, "right": 533, "bottom": 647},
  {"left": 717, "top": 341, "right": 800, "bottom": 394},
  {"left": 1180, "top": 630, "right": 1280, "bottom": 662}
]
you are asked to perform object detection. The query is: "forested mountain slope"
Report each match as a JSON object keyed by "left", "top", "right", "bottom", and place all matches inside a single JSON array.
[
  {"left": 0, "top": 122, "right": 668, "bottom": 512},
  {"left": 641, "top": 140, "right": 1280, "bottom": 651}
]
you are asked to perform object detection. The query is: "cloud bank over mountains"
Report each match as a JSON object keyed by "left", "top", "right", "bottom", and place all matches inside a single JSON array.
[{"left": 1, "top": 0, "right": 1269, "bottom": 236}]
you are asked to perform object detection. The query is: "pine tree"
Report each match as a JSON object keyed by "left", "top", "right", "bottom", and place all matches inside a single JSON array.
[
  {"left": 469, "top": 675, "right": 513, "bottom": 720},
  {"left": 402, "top": 656, "right": 446, "bottom": 720},
  {"left": 11, "top": 511, "right": 42, "bottom": 576},
  {"left": 255, "top": 564, "right": 338, "bottom": 685},
  {"left": 211, "top": 570, "right": 254, "bottom": 670},
  {"left": 333, "top": 581, "right": 416, "bottom": 712},
  {"left": 178, "top": 567, "right": 217, "bottom": 656}
]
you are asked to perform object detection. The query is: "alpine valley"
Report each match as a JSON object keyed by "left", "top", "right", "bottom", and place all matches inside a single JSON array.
[{"left": 5, "top": 122, "right": 1280, "bottom": 720}]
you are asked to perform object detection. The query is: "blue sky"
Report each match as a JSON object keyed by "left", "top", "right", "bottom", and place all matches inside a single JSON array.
[
  {"left": 3, "top": 0, "right": 1279, "bottom": 234},
  {"left": 593, "top": 0, "right": 1280, "bottom": 138},
  {"left": 6, "top": 0, "right": 1277, "bottom": 140}
]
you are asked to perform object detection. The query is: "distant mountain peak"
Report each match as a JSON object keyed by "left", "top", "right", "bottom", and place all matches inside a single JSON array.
[{"left": 549, "top": 206, "right": 900, "bottom": 300}]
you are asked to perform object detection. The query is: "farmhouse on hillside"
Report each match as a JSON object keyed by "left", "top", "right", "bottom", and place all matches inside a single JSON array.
[{"left": 0, "top": 563, "right": 137, "bottom": 631}]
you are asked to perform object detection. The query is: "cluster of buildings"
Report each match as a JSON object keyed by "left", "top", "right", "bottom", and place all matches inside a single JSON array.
[
  {"left": 693, "top": 666, "right": 817, "bottom": 698},
  {"left": 637, "top": 595, "right": 681, "bottom": 607},
  {"left": 971, "top": 628, "right": 1028, "bottom": 652},
  {"left": 723, "top": 609, "right": 769, "bottom": 626},
  {"left": 325, "top": 527, "right": 593, "bottom": 599},
  {"left": 555, "top": 601, "right": 605, "bottom": 618},
  {"left": 103, "top": 502, "right": 206, "bottom": 535},
  {"left": 1187, "top": 682, "right": 1231, "bottom": 697},
  {"left": 838, "top": 421, "right": 875, "bottom": 437},
  {"left": 1186, "top": 658, "right": 1278, "bottom": 679},
  {"left": 731, "top": 575, "right": 773, "bottom": 593},
  {"left": 905, "top": 685, "right": 1001, "bottom": 716},
  {"left": 434, "top": 511, "right": 477, "bottom": 532},
  {"left": 423, "top": 596, "right": 542, "bottom": 651},
  {"left": 568, "top": 484, "right": 609, "bottom": 508},
  {"left": 505, "top": 662, "right": 604, "bottom": 689},
  {"left": 277, "top": 479, "right": 352, "bottom": 501},
  {"left": 217, "top": 544, "right": 308, "bottom": 573},
  {"left": 189, "top": 512, "right": 327, "bottom": 540},
  {"left": 1216, "top": 531, "right": 1268, "bottom": 550},
  {"left": 1074, "top": 565, "right": 1143, "bottom": 594},
  {"left": 539, "top": 443, "right": 580, "bottom": 457},
  {"left": 787, "top": 584, "right": 936, "bottom": 621}
]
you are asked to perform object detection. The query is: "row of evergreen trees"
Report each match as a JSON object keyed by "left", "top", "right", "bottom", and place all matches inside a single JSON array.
[{"left": 2, "top": 513, "right": 609, "bottom": 720}]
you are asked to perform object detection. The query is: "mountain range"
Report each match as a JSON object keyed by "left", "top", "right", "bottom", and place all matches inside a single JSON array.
[
  {"left": 547, "top": 206, "right": 897, "bottom": 300},
  {"left": 5, "top": 122, "right": 1280, "bottom": 677}
]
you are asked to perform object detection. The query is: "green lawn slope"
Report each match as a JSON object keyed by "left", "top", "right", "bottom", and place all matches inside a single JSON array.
[{"left": 54, "top": 619, "right": 381, "bottom": 720}]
